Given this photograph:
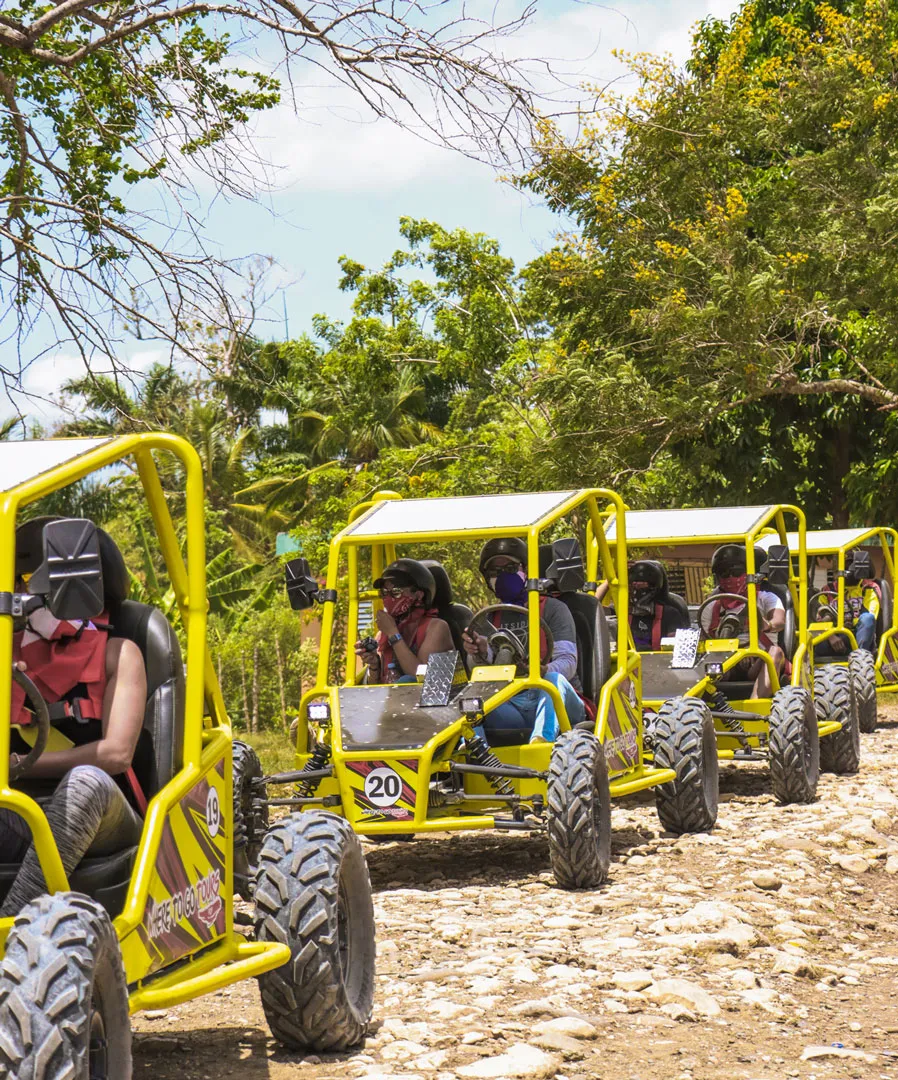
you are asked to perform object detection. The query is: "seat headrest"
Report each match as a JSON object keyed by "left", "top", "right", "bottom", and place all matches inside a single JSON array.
[
  {"left": 420, "top": 559, "right": 453, "bottom": 608},
  {"left": 15, "top": 516, "right": 130, "bottom": 608}
]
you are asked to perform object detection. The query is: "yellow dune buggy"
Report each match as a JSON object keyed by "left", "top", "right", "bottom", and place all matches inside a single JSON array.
[
  {"left": 0, "top": 435, "right": 375, "bottom": 1079},
  {"left": 275, "top": 487, "right": 719, "bottom": 890},
  {"left": 760, "top": 526, "right": 898, "bottom": 734},
  {"left": 595, "top": 505, "right": 858, "bottom": 805}
]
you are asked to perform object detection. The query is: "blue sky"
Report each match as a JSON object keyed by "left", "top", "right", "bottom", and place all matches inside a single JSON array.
[{"left": 19, "top": 0, "right": 737, "bottom": 421}]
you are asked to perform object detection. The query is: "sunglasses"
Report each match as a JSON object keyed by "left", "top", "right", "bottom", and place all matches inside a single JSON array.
[
  {"left": 485, "top": 559, "right": 523, "bottom": 575},
  {"left": 379, "top": 586, "right": 412, "bottom": 599}
]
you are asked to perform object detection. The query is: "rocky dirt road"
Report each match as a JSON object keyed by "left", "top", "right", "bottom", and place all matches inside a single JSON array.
[{"left": 134, "top": 703, "right": 898, "bottom": 1080}]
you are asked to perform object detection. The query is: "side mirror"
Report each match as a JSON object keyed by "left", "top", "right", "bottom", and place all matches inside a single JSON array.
[
  {"left": 764, "top": 545, "right": 791, "bottom": 586},
  {"left": 285, "top": 557, "right": 320, "bottom": 610},
  {"left": 848, "top": 550, "right": 873, "bottom": 581},
  {"left": 28, "top": 519, "right": 104, "bottom": 621},
  {"left": 544, "top": 538, "right": 585, "bottom": 594}
]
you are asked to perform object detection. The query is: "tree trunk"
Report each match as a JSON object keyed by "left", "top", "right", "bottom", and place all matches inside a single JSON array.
[
  {"left": 274, "top": 634, "right": 288, "bottom": 732},
  {"left": 240, "top": 650, "right": 249, "bottom": 732},
  {"left": 252, "top": 641, "right": 260, "bottom": 735}
]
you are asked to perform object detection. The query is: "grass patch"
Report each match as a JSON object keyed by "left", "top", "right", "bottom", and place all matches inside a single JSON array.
[{"left": 239, "top": 728, "right": 295, "bottom": 775}]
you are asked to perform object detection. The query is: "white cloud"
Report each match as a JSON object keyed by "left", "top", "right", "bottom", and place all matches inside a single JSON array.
[
  {"left": 241, "top": 0, "right": 740, "bottom": 195},
  {"left": 11, "top": 348, "right": 177, "bottom": 429}
]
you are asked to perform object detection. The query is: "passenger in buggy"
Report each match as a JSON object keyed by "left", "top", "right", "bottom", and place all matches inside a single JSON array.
[
  {"left": 0, "top": 517, "right": 147, "bottom": 916},
  {"left": 462, "top": 538, "right": 585, "bottom": 743}
]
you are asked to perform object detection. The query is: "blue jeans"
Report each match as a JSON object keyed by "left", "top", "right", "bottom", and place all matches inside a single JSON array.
[
  {"left": 480, "top": 672, "right": 586, "bottom": 743},
  {"left": 855, "top": 611, "right": 876, "bottom": 653}
]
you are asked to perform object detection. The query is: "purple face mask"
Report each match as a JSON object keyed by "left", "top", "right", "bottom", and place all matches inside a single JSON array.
[{"left": 492, "top": 569, "right": 527, "bottom": 605}]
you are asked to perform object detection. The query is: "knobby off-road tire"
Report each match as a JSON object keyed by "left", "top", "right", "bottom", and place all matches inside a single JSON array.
[
  {"left": 546, "top": 729, "right": 612, "bottom": 890},
  {"left": 653, "top": 697, "right": 719, "bottom": 834},
  {"left": 233, "top": 739, "right": 269, "bottom": 900},
  {"left": 768, "top": 686, "right": 819, "bottom": 805},
  {"left": 254, "top": 811, "right": 375, "bottom": 1051},
  {"left": 0, "top": 892, "right": 131, "bottom": 1080},
  {"left": 816, "top": 665, "right": 861, "bottom": 775},
  {"left": 849, "top": 649, "right": 878, "bottom": 734}
]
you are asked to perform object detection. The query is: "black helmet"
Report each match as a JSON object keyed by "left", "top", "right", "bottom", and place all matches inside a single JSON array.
[
  {"left": 711, "top": 544, "right": 767, "bottom": 580},
  {"left": 629, "top": 560, "right": 665, "bottom": 599},
  {"left": 479, "top": 538, "right": 528, "bottom": 580},
  {"left": 373, "top": 558, "right": 436, "bottom": 607}
]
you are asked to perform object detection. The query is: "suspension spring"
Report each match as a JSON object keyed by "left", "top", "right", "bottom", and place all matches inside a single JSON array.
[
  {"left": 296, "top": 741, "right": 331, "bottom": 797},
  {"left": 711, "top": 690, "right": 750, "bottom": 748},
  {"left": 465, "top": 735, "right": 515, "bottom": 797}
]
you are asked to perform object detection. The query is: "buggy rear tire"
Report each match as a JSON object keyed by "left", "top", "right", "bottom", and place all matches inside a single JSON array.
[
  {"left": 817, "top": 666, "right": 861, "bottom": 775},
  {"left": 546, "top": 729, "right": 611, "bottom": 890},
  {"left": 0, "top": 892, "right": 131, "bottom": 1080},
  {"left": 769, "top": 686, "right": 819, "bottom": 805},
  {"left": 233, "top": 739, "right": 269, "bottom": 900},
  {"left": 254, "top": 811, "right": 375, "bottom": 1051},
  {"left": 849, "top": 649, "right": 877, "bottom": 733},
  {"left": 653, "top": 697, "right": 719, "bottom": 834}
]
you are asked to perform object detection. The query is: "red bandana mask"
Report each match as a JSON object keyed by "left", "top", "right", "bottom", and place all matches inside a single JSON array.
[
  {"left": 718, "top": 575, "right": 747, "bottom": 608},
  {"left": 383, "top": 594, "right": 416, "bottom": 620}
]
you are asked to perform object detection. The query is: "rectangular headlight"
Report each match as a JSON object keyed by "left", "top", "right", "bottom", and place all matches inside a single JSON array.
[
  {"left": 308, "top": 701, "right": 331, "bottom": 722},
  {"left": 704, "top": 661, "right": 724, "bottom": 676},
  {"left": 461, "top": 696, "right": 483, "bottom": 715}
]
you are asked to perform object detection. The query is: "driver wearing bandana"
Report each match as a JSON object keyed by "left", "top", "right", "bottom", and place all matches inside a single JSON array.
[
  {"left": 700, "top": 544, "right": 785, "bottom": 699},
  {"left": 462, "top": 538, "right": 585, "bottom": 743},
  {"left": 355, "top": 559, "right": 454, "bottom": 683}
]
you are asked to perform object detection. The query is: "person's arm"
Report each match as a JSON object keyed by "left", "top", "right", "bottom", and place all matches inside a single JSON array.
[
  {"left": 543, "top": 600, "right": 578, "bottom": 681},
  {"left": 17, "top": 638, "right": 147, "bottom": 780},
  {"left": 761, "top": 595, "right": 785, "bottom": 634},
  {"left": 417, "top": 619, "right": 455, "bottom": 665},
  {"left": 863, "top": 585, "right": 881, "bottom": 619}
]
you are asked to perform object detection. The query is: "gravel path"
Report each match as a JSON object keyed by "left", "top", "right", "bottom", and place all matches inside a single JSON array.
[{"left": 134, "top": 701, "right": 898, "bottom": 1080}]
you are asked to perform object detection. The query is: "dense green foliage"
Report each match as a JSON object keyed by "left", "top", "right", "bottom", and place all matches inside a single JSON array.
[{"left": 14, "top": 0, "right": 898, "bottom": 731}]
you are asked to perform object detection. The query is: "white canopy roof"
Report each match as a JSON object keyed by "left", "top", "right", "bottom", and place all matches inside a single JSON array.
[
  {"left": 606, "top": 506, "right": 778, "bottom": 544},
  {"left": 759, "top": 528, "right": 879, "bottom": 554},
  {"left": 344, "top": 491, "right": 579, "bottom": 540},
  {"left": 0, "top": 438, "right": 113, "bottom": 493}
]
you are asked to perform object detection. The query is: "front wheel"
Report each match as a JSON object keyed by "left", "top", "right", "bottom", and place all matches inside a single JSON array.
[
  {"left": 769, "top": 686, "right": 819, "bottom": 804},
  {"left": 653, "top": 697, "right": 719, "bottom": 833},
  {"left": 849, "top": 649, "right": 877, "bottom": 733},
  {"left": 254, "top": 811, "right": 376, "bottom": 1051},
  {"left": 546, "top": 729, "right": 611, "bottom": 889},
  {"left": 817, "top": 666, "right": 861, "bottom": 775},
  {"left": 233, "top": 739, "right": 269, "bottom": 900},
  {"left": 0, "top": 892, "right": 131, "bottom": 1079}
]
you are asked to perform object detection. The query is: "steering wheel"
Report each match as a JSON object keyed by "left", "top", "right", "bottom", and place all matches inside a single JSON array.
[
  {"left": 809, "top": 589, "right": 838, "bottom": 623},
  {"left": 10, "top": 666, "right": 50, "bottom": 782},
  {"left": 696, "top": 593, "right": 767, "bottom": 641},
  {"left": 467, "top": 604, "right": 555, "bottom": 669}
]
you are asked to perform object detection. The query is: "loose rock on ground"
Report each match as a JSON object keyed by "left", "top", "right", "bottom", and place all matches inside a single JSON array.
[{"left": 134, "top": 702, "right": 898, "bottom": 1079}]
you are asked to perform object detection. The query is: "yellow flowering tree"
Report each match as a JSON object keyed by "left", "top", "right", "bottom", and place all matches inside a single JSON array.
[{"left": 517, "top": 0, "right": 898, "bottom": 520}]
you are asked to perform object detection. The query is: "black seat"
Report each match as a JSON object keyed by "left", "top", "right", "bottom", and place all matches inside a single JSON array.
[
  {"left": 647, "top": 560, "right": 691, "bottom": 633},
  {"left": 420, "top": 559, "right": 472, "bottom": 653},
  {"left": 876, "top": 578, "right": 892, "bottom": 641},
  {"left": 766, "top": 583, "right": 796, "bottom": 658},
  {"left": 0, "top": 525, "right": 185, "bottom": 917},
  {"left": 540, "top": 541, "right": 612, "bottom": 701}
]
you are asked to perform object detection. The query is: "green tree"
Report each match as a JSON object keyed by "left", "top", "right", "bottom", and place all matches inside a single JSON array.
[
  {"left": 517, "top": 0, "right": 898, "bottom": 520},
  {"left": 0, "top": 1, "right": 545, "bottom": 376}
]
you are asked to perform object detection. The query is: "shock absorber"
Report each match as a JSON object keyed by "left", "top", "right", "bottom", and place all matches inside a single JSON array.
[
  {"left": 710, "top": 689, "right": 750, "bottom": 750},
  {"left": 465, "top": 735, "right": 515, "bottom": 797},
  {"left": 295, "top": 741, "right": 331, "bottom": 797}
]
